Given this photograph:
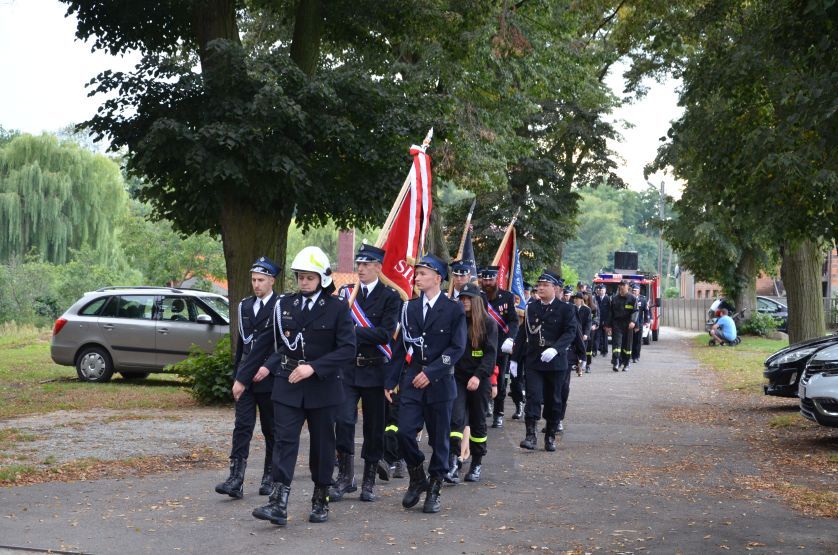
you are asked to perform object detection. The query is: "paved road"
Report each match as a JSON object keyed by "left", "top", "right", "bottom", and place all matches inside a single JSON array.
[{"left": 1, "top": 329, "right": 835, "bottom": 554}]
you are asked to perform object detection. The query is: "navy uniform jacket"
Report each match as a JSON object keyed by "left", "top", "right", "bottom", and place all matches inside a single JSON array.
[
  {"left": 339, "top": 282, "right": 401, "bottom": 388},
  {"left": 594, "top": 293, "right": 611, "bottom": 326},
  {"left": 512, "top": 297, "right": 578, "bottom": 372},
  {"left": 637, "top": 295, "right": 651, "bottom": 326},
  {"left": 486, "top": 288, "right": 519, "bottom": 347},
  {"left": 264, "top": 292, "right": 356, "bottom": 409},
  {"left": 386, "top": 293, "right": 467, "bottom": 404},
  {"left": 606, "top": 293, "right": 640, "bottom": 327},
  {"left": 233, "top": 294, "right": 279, "bottom": 394}
]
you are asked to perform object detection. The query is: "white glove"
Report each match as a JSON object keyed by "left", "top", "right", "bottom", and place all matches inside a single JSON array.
[
  {"left": 509, "top": 361, "right": 518, "bottom": 378},
  {"left": 540, "top": 347, "right": 558, "bottom": 363},
  {"left": 501, "top": 338, "right": 514, "bottom": 354}
]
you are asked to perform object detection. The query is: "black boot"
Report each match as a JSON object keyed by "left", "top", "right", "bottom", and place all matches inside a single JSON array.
[
  {"left": 422, "top": 477, "right": 443, "bottom": 513},
  {"left": 360, "top": 461, "right": 378, "bottom": 502},
  {"left": 309, "top": 484, "right": 330, "bottom": 523},
  {"left": 545, "top": 422, "right": 558, "bottom": 452},
  {"left": 252, "top": 482, "right": 290, "bottom": 525},
  {"left": 376, "top": 459, "right": 391, "bottom": 482},
  {"left": 520, "top": 419, "right": 537, "bottom": 450},
  {"left": 392, "top": 459, "right": 406, "bottom": 479},
  {"left": 329, "top": 451, "right": 356, "bottom": 501},
  {"left": 215, "top": 457, "right": 246, "bottom": 499},
  {"left": 491, "top": 414, "right": 504, "bottom": 428},
  {"left": 511, "top": 402, "right": 524, "bottom": 420},
  {"left": 402, "top": 463, "right": 429, "bottom": 508},
  {"left": 443, "top": 450, "right": 460, "bottom": 484},
  {"left": 258, "top": 458, "right": 272, "bottom": 496},
  {"left": 464, "top": 457, "right": 482, "bottom": 482}
]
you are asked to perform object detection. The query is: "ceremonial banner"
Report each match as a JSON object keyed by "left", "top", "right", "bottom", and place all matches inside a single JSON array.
[
  {"left": 460, "top": 229, "right": 478, "bottom": 280},
  {"left": 377, "top": 131, "right": 434, "bottom": 300},
  {"left": 492, "top": 216, "right": 527, "bottom": 310}
]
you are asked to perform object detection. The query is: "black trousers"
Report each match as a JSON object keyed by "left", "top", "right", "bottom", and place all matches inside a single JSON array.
[
  {"left": 271, "top": 402, "right": 337, "bottom": 487},
  {"left": 335, "top": 383, "right": 385, "bottom": 463},
  {"left": 397, "top": 396, "right": 453, "bottom": 479},
  {"left": 594, "top": 326, "right": 609, "bottom": 355},
  {"left": 450, "top": 376, "right": 490, "bottom": 461},
  {"left": 493, "top": 354, "right": 524, "bottom": 415},
  {"left": 611, "top": 322, "right": 633, "bottom": 366},
  {"left": 230, "top": 389, "right": 274, "bottom": 463},
  {"left": 383, "top": 390, "right": 402, "bottom": 464},
  {"left": 559, "top": 358, "right": 572, "bottom": 421},
  {"left": 632, "top": 328, "right": 643, "bottom": 360},
  {"left": 524, "top": 368, "right": 564, "bottom": 429}
]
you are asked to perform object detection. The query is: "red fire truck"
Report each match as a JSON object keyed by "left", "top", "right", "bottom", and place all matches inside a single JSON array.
[{"left": 592, "top": 272, "right": 661, "bottom": 343}]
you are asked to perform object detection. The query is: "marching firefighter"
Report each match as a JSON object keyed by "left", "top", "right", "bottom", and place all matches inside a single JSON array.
[
  {"left": 604, "top": 279, "right": 640, "bottom": 372},
  {"left": 480, "top": 266, "right": 521, "bottom": 427},
  {"left": 631, "top": 283, "right": 651, "bottom": 363},
  {"left": 385, "top": 254, "right": 467, "bottom": 514},
  {"left": 252, "top": 246, "right": 355, "bottom": 526},
  {"left": 511, "top": 270, "right": 577, "bottom": 452},
  {"left": 445, "top": 282, "right": 497, "bottom": 484},
  {"left": 331, "top": 244, "right": 401, "bottom": 502},
  {"left": 449, "top": 260, "right": 473, "bottom": 299},
  {"left": 593, "top": 284, "right": 610, "bottom": 357},
  {"left": 215, "top": 256, "right": 280, "bottom": 500}
]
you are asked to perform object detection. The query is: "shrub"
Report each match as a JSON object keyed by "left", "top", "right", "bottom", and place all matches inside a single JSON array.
[
  {"left": 740, "top": 312, "right": 779, "bottom": 336},
  {"left": 167, "top": 336, "right": 234, "bottom": 405}
]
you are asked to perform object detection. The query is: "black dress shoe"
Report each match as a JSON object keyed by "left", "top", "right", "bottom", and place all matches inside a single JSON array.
[{"left": 491, "top": 414, "right": 504, "bottom": 428}]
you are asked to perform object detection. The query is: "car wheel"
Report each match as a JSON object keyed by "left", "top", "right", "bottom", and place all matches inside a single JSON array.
[
  {"left": 76, "top": 346, "right": 114, "bottom": 383},
  {"left": 652, "top": 329, "right": 659, "bottom": 341},
  {"left": 120, "top": 372, "right": 150, "bottom": 380}
]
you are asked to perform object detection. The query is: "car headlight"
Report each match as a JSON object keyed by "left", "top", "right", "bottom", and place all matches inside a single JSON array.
[{"left": 776, "top": 347, "right": 817, "bottom": 365}]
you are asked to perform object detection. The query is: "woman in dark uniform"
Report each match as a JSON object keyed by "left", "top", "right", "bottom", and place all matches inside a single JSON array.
[{"left": 446, "top": 282, "right": 497, "bottom": 483}]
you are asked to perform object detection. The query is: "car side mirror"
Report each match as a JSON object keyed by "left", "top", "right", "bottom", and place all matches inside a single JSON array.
[{"left": 196, "top": 314, "right": 214, "bottom": 324}]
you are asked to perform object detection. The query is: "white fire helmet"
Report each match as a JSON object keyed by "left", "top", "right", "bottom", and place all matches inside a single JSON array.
[{"left": 290, "top": 246, "right": 333, "bottom": 288}]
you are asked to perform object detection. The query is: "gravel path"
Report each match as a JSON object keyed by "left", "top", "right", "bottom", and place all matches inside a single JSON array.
[{"left": 1, "top": 328, "right": 835, "bottom": 554}]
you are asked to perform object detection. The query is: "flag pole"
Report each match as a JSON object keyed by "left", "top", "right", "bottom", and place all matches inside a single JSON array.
[
  {"left": 447, "top": 198, "right": 477, "bottom": 296},
  {"left": 491, "top": 207, "right": 522, "bottom": 265},
  {"left": 347, "top": 129, "right": 434, "bottom": 307}
]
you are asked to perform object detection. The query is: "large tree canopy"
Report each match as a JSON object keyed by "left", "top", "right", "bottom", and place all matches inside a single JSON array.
[{"left": 0, "top": 133, "right": 126, "bottom": 264}]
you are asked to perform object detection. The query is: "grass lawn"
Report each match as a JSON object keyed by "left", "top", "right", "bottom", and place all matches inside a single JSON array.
[
  {"left": 0, "top": 324, "right": 195, "bottom": 419},
  {"left": 691, "top": 334, "right": 787, "bottom": 394}
]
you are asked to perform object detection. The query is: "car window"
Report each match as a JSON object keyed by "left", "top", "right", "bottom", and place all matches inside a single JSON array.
[
  {"left": 79, "top": 297, "right": 109, "bottom": 316},
  {"left": 114, "top": 295, "right": 156, "bottom": 319},
  {"left": 199, "top": 296, "right": 230, "bottom": 322},
  {"left": 159, "top": 296, "right": 200, "bottom": 322}
]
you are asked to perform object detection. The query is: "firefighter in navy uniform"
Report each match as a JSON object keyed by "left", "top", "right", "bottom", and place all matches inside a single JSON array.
[
  {"left": 449, "top": 259, "right": 473, "bottom": 300},
  {"left": 445, "top": 282, "right": 497, "bottom": 484},
  {"left": 331, "top": 244, "right": 401, "bottom": 503},
  {"left": 631, "top": 283, "right": 651, "bottom": 363},
  {"left": 511, "top": 270, "right": 577, "bottom": 452},
  {"left": 252, "top": 246, "right": 355, "bottom": 526},
  {"left": 479, "top": 266, "right": 521, "bottom": 427},
  {"left": 215, "top": 256, "right": 280, "bottom": 500},
  {"left": 385, "top": 254, "right": 467, "bottom": 514},
  {"left": 593, "top": 284, "right": 610, "bottom": 356},
  {"left": 605, "top": 279, "right": 640, "bottom": 372}
]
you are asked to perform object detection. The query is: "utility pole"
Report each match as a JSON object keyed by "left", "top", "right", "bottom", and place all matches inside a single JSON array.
[{"left": 658, "top": 181, "right": 665, "bottom": 283}]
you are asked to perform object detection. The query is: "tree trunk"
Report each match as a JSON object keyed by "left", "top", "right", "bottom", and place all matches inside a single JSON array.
[
  {"left": 290, "top": 0, "right": 323, "bottom": 77},
  {"left": 780, "top": 239, "right": 826, "bottom": 344},
  {"left": 733, "top": 249, "right": 758, "bottom": 324},
  {"left": 549, "top": 241, "right": 564, "bottom": 276}
]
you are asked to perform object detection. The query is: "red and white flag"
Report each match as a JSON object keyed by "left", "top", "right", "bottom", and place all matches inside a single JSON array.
[{"left": 378, "top": 130, "right": 434, "bottom": 299}]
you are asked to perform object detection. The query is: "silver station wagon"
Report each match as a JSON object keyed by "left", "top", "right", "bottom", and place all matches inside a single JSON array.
[{"left": 51, "top": 286, "right": 230, "bottom": 382}]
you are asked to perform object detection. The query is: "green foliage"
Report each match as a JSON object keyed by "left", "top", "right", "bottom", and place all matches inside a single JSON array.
[
  {"left": 167, "top": 336, "right": 233, "bottom": 405},
  {"left": 664, "top": 287, "right": 680, "bottom": 299},
  {"left": 740, "top": 312, "right": 780, "bottom": 337},
  {"left": 0, "top": 134, "right": 128, "bottom": 264}
]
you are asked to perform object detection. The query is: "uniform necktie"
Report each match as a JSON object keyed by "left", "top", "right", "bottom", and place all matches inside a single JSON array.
[
  {"left": 254, "top": 298, "right": 263, "bottom": 317},
  {"left": 361, "top": 286, "right": 368, "bottom": 300},
  {"left": 423, "top": 301, "right": 430, "bottom": 321},
  {"left": 303, "top": 298, "right": 312, "bottom": 312}
]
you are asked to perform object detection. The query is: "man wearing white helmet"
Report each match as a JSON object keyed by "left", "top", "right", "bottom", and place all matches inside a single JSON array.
[{"left": 252, "top": 246, "right": 356, "bottom": 527}]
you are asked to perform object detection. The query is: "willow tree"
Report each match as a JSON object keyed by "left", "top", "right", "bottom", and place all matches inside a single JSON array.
[{"left": 0, "top": 133, "right": 126, "bottom": 264}]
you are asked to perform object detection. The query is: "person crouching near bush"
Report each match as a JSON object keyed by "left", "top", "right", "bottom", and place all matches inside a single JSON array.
[
  {"left": 252, "top": 246, "right": 356, "bottom": 526},
  {"left": 215, "top": 256, "right": 281, "bottom": 500},
  {"left": 709, "top": 307, "right": 738, "bottom": 345}
]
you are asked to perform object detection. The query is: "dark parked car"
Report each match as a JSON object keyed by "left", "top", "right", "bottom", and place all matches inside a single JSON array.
[{"left": 763, "top": 334, "right": 837, "bottom": 397}]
